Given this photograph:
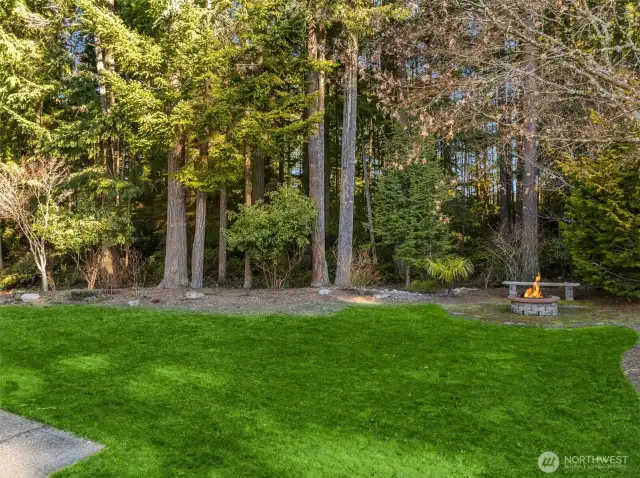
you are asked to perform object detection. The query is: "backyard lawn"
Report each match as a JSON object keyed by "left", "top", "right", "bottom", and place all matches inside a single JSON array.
[{"left": 0, "top": 304, "right": 638, "bottom": 477}]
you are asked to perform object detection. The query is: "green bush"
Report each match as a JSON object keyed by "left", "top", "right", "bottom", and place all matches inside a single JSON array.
[
  {"left": 226, "top": 185, "right": 316, "bottom": 288},
  {"left": 423, "top": 255, "right": 474, "bottom": 290},
  {"left": 561, "top": 147, "right": 640, "bottom": 298},
  {"left": 406, "top": 279, "right": 443, "bottom": 294},
  {"left": 0, "top": 259, "right": 38, "bottom": 290},
  {"left": 68, "top": 290, "right": 100, "bottom": 301}
]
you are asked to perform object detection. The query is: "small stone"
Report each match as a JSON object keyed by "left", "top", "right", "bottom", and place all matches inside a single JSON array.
[
  {"left": 20, "top": 293, "right": 40, "bottom": 303},
  {"left": 504, "top": 321, "right": 515, "bottom": 325},
  {"left": 374, "top": 293, "right": 390, "bottom": 299},
  {"left": 128, "top": 300, "right": 140, "bottom": 307},
  {"left": 186, "top": 291, "right": 204, "bottom": 299},
  {"left": 318, "top": 289, "right": 330, "bottom": 295}
]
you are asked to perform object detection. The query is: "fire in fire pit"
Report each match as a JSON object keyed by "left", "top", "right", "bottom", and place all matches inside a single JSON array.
[
  {"left": 509, "top": 273, "right": 559, "bottom": 316},
  {"left": 524, "top": 273, "right": 543, "bottom": 298}
]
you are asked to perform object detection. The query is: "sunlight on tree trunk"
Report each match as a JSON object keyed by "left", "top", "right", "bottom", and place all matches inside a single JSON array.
[
  {"left": 335, "top": 31, "right": 358, "bottom": 288},
  {"left": 160, "top": 137, "right": 189, "bottom": 288},
  {"left": 191, "top": 189, "right": 207, "bottom": 289},
  {"left": 521, "top": 31, "right": 539, "bottom": 281},
  {"left": 308, "top": 16, "right": 328, "bottom": 287}
]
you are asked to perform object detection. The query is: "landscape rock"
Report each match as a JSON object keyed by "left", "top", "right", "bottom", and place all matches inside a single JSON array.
[
  {"left": 128, "top": 300, "right": 140, "bottom": 307},
  {"left": 20, "top": 293, "right": 40, "bottom": 303},
  {"left": 318, "top": 289, "right": 331, "bottom": 295},
  {"left": 374, "top": 293, "right": 390, "bottom": 299},
  {"left": 186, "top": 291, "right": 205, "bottom": 300}
]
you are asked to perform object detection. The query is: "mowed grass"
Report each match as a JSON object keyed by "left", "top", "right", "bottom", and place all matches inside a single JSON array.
[{"left": 0, "top": 305, "right": 638, "bottom": 477}]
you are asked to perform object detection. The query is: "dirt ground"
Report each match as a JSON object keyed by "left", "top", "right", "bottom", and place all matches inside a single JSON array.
[{"left": 2, "top": 285, "right": 639, "bottom": 329}]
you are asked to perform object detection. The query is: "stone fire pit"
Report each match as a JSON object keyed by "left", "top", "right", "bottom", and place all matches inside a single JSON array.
[{"left": 509, "top": 295, "right": 559, "bottom": 316}]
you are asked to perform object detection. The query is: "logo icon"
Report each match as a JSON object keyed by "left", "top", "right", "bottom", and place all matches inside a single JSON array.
[{"left": 538, "top": 451, "right": 560, "bottom": 473}]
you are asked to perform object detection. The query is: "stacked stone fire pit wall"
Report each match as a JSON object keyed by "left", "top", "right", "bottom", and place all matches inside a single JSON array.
[{"left": 509, "top": 296, "right": 559, "bottom": 316}]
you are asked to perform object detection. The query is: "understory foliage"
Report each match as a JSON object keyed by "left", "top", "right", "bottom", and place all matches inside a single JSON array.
[
  {"left": 424, "top": 255, "right": 474, "bottom": 290},
  {"left": 375, "top": 159, "right": 453, "bottom": 268},
  {"left": 349, "top": 247, "right": 381, "bottom": 287},
  {"left": 0, "top": 0, "right": 638, "bottom": 296},
  {"left": 0, "top": 158, "right": 69, "bottom": 291},
  {"left": 226, "top": 185, "right": 316, "bottom": 288},
  {"left": 562, "top": 147, "right": 640, "bottom": 298},
  {"left": 44, "top": 206, "right": 133, "bottom": 289}
]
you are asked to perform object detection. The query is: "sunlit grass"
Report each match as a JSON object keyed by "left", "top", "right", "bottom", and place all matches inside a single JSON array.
[{"left": 0, "top": 305, "right": 638, "bottom": 477}]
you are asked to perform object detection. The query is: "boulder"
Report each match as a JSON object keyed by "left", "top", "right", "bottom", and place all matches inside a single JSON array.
[
  {"left": 20, "top": 293, "right": 40, "bottom": 303},
  {"left": 186, "top": 291, "right": 205, "bottom": 300},
  {"left": 318, "top": 289, "right": 330, "bottom": 295},
  {"left": 374, "top": 293, "right": 390, "bottom": 299},
  {"left": 128, "top": 300, "right": 140, "bottom": 307}
]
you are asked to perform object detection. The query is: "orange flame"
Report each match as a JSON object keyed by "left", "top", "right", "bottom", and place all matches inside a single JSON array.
[{"left": 524, "top": 273, "right": 544, "bottom": 299}]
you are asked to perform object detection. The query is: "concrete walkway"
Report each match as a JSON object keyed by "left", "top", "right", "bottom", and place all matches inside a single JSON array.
[{"left": 0, "top": 410, "right": 103, "bottom": 477}]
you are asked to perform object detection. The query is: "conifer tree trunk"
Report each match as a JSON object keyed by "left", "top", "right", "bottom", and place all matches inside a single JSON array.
[
  {"left": 191, "top": 189, "right": 207, "bottom": 288},
  {"left": 94, "top": 26, "right": 121, "bottom": 288},
  {"left": 279, "top": 152, "right": 285, "bottom": 184},
  {"left": 243, "top": 148, "right": 252, "bottom": 289},
  {"left": 218, "top": 184, "right": 227, "bottom": 282},
  {"left": 308, "top": 17, "right": 328, "bottom": 286},
  {"left": 335, "top": 31, "right": 358, "bottom": 287},
  {"left": 252, "top": 150, "right": 265, "bottom": 203},
  {"left": 521, "top": 35, "right": 539, "bottom": 280},
  {"left": 499, "top": 152, "right": 510, "bottom": 230},
  {"left": 160, "top": 137, "right": 189, "bottom": 288},
  {"left": 363, "top": 144, "right": 376, "bottom": 264}
]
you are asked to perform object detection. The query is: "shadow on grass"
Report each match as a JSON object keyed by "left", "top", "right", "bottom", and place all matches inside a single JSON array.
[{"left": 0, "top": 304, "right": 638, "bottom": 477}]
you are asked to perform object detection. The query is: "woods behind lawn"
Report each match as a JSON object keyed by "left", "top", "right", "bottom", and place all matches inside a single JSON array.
[{"left": 0, "top": 305, "right": 638, "bottom": 477}]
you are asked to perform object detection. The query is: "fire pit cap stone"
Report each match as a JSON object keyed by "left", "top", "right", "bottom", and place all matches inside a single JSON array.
[{"left": 508, "top": 295, "right": 560, "bottom": 304}]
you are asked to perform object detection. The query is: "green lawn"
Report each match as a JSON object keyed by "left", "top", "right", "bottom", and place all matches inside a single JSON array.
[{"left": 0, "top": 305, "right": 638, "bottom": 477}]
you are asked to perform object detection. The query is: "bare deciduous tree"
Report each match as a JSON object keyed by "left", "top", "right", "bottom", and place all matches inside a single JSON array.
[{"left": 0, "top": 158, "right": 69, "bottom": 291}]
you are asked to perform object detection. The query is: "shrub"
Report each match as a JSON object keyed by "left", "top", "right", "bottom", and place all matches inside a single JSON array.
[
  {"left": 0, "top": 258, "right": 38, "bottom": 290},
  {"left": 561, "top": 146, "right": 640, "bottom": 298},
  {"left": 44, "top": 205, "right": 133, "bottom": 289},
  {"left": 350, "top": 248, "right": 381, "bottom": 287},
  {"left": 68, "top": 290, "right": 100, "bottom": 301},
  {"left": 226, "top": 185, "right": 316, "bottom": 288},
  {"left": 481, "top": 225, "right": 528, "bottom": 282},
  {"left": 406, "top": 279, "right": 443, "bottom": 294},
  {"left": 423, "top": 255, "right": 474, "bottom": 290}
]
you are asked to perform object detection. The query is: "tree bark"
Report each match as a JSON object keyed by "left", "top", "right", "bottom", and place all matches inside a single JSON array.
[
  {"left": 243, "top": 148, "right": 252, "bottom": 289},
  {"left": 35, "top": 248, "right": 48, "bottom": 292},
  {"left": 363, "top": 151, "right": 377, "bottom": 264},
  {"left": 160, "top": 136, "right": 189, "bottom": 288},
  {"left": 252, "top": 149, "right": 265, "bottom": 203},
  {"left": 308, "top": 19, "right": 328, "bottom": 286},
  {"left": 335, "top": 31, "right": 358, "bottom": 287},
  {"left": 218, "top": 184, "right": 227, "bottom": 283},
  {"left": 521, "top": 35, "right": 540, "bottom": 281},
  {"left": 279, "top": 150, "right": 286, "bottom": 184},
  {"left": 499, "top": 150, "right": 510, "bottom": 230},
  {"left": 191, "top": 189, "right": 207, "bottom": 288},
  {"left": 405, "top": 264, "right": 411, "bottom": 287},
  {"left": 40, "top": 269, "right": 48, "bottom": 292}
]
